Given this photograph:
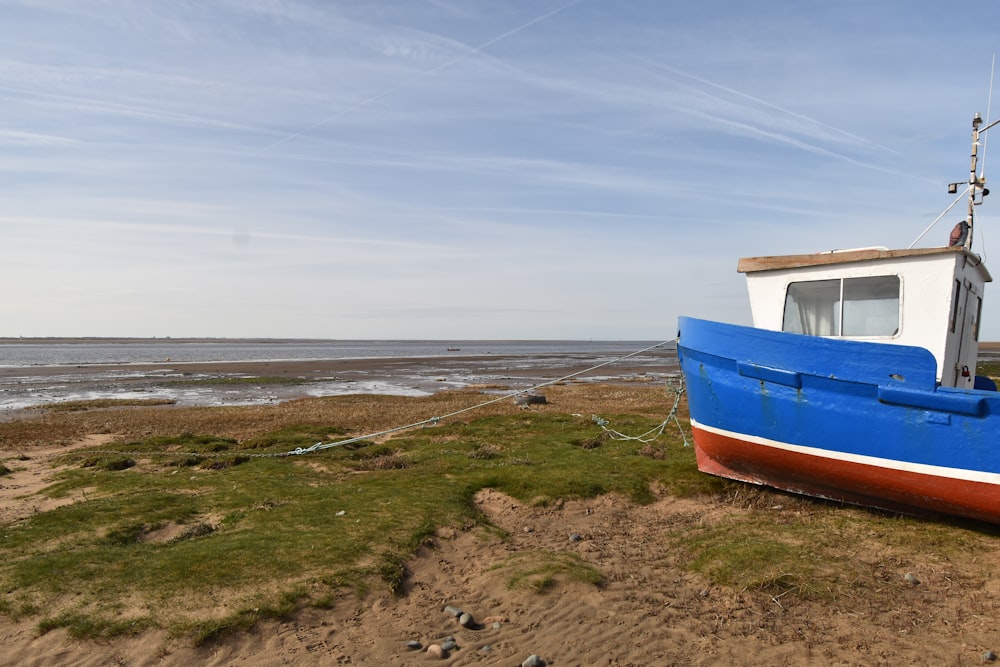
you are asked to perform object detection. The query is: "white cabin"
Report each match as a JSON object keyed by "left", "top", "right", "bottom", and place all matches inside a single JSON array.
[{"left": 738, "top": 246, "right": 992, "bottom": 388}]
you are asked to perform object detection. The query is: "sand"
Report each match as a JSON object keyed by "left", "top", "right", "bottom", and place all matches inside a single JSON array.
[{"left": 4, "top": 453, "right": 1000, "bottom": 666}]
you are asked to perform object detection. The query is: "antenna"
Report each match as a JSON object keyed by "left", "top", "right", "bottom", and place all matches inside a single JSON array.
[
  {"left": 917, "top": 62, "right": 999, "bottom": 250},
  {"left": 945, "top": 61, "right": 1000, "bottom": 251},
  {"left": 981, "top": 54, "right": 996, "bottom": 182}
]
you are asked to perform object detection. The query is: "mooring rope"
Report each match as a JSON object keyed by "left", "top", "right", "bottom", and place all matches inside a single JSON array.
[
  {"left": 83, "top": 338, "right": 682, "bottom": 460},
  {"left": 286, "top": 338, "right": 679, "bottom": 456},
  {"left": 591, "top": 375, "right": 688, "bottom": 447}
]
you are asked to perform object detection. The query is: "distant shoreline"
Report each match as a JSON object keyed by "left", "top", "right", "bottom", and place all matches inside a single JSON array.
[
  {"left": 5, "top": 337, "right": 996, "bottom": 347},
  {"left": 0, "top": 355, "right": 673, "bottom": 383},
  {"left": 0, "top": 337, "right": 647, "bottom": 344},
  {"left": 0, "top": 337, "right": 340, "bottom": 344}
]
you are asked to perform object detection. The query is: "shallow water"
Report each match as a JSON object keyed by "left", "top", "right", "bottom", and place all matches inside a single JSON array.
[
  {"left": 0, "top": 340, "right": 678, "bottom": 412},
  {"left": 0, "top": 339, "right": 664, "bottom": 367}
]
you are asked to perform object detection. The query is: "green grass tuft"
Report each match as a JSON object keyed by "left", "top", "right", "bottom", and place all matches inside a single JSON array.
[
  {"left": 37, "top": 611, "right": 155, "bottom": 640},
  {"left": 46, "top": 398, "right": 176, "bottom": 412},
  {"left": 495, "top": 550, "right": 605, "bottom": 592},
  {"left": 242, "top": 424, "right": 348, "bottom": 450},
  {"left": 78, "top": 455, "right": 135, "bottom": 471}
]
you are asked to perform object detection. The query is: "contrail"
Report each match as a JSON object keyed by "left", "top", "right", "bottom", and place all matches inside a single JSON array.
[
  {"left": 252, "top": 0, "right": 584, "bottom": 156},
  {"left": 631, "top": 56, "right": 897, "bottom": 155}
]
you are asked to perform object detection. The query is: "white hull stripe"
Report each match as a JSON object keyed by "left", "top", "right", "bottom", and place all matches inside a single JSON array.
[{"left": 691, "top": 418, "right": 1000, "bottom": 486}]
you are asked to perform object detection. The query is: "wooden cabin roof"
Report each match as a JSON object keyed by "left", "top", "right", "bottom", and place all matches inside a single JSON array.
[{"left": 738, "top": 246, "right": 992, "bottom": 281}]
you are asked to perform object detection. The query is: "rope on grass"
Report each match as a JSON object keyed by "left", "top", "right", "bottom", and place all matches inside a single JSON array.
[
  {"left": 287, "top": 338, "right": 678, "bottom": 456},
  {"left": 81, "top": 338, "right": 680, "bottom": 461},
  {"left": 590, "top": 375, "right": 688, "bottom": 447}
]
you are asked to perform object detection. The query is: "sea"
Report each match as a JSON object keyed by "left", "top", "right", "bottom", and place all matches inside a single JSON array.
[
  {"left": 0, "top": 339, "right": 678, "bottom": 412},
  {"left": 0, "top": 339, "right": 669, "bottom": 368}
]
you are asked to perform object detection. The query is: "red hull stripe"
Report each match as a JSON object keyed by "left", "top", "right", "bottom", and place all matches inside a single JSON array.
[{"left": 691, "top": 420, "right": 1000, "bottom": 521}]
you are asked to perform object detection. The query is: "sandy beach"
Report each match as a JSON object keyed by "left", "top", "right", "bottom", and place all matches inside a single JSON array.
[
  {"left": 5, "top": 478, "right": 1000, "bottom": 666},
  {"left": 2, "top": 358, "right": 1000, "bottom": 666}
]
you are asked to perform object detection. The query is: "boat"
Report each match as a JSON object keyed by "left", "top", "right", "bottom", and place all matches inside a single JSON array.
[{"left": 677, "top": 113, "right": 1000, "bottom": 524}]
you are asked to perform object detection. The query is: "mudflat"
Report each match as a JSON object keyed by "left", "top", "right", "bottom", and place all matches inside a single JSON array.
[{"left": 0, "top": 352, "right": 675, "bottom": 412}]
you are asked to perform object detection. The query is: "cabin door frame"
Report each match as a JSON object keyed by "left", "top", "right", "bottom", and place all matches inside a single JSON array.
[{"left": 953, "top": 278, "right": 982, "bottom": 386}]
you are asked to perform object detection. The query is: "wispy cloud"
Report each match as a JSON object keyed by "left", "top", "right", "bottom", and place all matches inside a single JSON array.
[
  {"left": 0, "top": 129, "right": 78, "bottom": 146},
  {"left": 251, "top": 0, "right": 585, "bottom": 155},
  {"left": 2, "top": 0, "right": 998, "bottom": 338}
]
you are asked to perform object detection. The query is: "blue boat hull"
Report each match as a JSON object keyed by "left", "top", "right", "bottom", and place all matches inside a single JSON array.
[{"left": 677, "top": 316, "right": 1000, "bottom": 523}]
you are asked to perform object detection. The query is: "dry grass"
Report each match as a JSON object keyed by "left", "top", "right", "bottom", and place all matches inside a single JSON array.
[{"left": 0, "top": 383, "right": 672, "bottom": 452}]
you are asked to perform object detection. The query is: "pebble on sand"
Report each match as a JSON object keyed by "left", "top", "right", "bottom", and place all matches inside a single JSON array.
[
  {"left": 904, "top": 572, "right": 921, "bottom": 585},
  {"left": 459, "top": 612, "right": 475, "bottom": 627},
  {"left": 426, "top": 644, "right": 447, "bottom": 659},
  {"left": 522, "top": 655, "right": 546, "bottom": 667}
]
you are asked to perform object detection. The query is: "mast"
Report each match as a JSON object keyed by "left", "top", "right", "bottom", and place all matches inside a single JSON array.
[
  {"left": 964, "top": 112, "right": 1000, "bottom": 250},
  {"left": 966, "top": 113, "right": 983, "bottom": 249}
]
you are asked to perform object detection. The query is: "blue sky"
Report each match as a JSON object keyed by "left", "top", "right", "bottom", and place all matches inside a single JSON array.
[{"left": 3, "top": 0, "right": 1000, "bottom": 339}]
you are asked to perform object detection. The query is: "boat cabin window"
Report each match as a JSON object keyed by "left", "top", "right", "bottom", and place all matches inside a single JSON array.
[
  {"left": 782, "top": 276, "right": 900, "bottom": 337},
  {"left": 974, "top": 295, "right": 983, "bottom": 341},
  {"left": 950, "top": 279, "right": 961, "bottom": 333}
]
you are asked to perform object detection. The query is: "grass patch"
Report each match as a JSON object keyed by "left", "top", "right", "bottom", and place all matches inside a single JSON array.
[
  {"left": 975, "top": 360, "right": 1000, "bottom": 379},
  {"left": 38, "top": 611, "right": 155, "bottom": 640},
  {"left": 684, "top": 524, "right": 814, "bottom": 595},
  {"left": 133, "top": 433, "right": 237, "bottom": 453},
  {"left": 674, "top": 487, "right": 1000, "bottom": 605},
  {"left": 5, "top": 383, "right": 993, "bottom": 646},
  {"left": 0, "top": 388, "right": 688, "bottom": 640},
  {"left": 242, "top": 424, "right": 349, "bottom": 450},
  {"left": 43, "top": 398, "right": 177, "bottom": 412},
  {"left": 494, "top": 550, "right": 605, "bottom": 592},
  {"left": 79, "top": 455, "right": 135, "bottom": 471},
  {"left": 175, "top": 588, "right": 305, "bottom": 645},
  {"left": 46, "top": 398, "right": 177, "bottom": 412}
]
